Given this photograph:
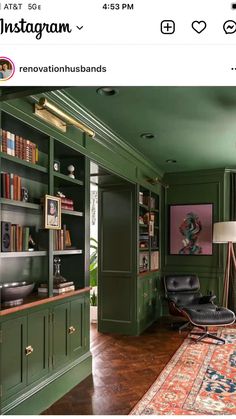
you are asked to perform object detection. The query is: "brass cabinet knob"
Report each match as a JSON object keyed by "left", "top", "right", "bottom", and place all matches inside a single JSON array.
[
  {"left": 68, "top": 326, "right": 76, "bottom": 334},
  {"left": 25, "top": 345, "right": 34, "bottom": 356}
]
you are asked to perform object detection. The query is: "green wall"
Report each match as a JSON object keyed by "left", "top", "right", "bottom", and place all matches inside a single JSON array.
[{"left": 163, "top": 169, "right": 229, "bottom": 304}]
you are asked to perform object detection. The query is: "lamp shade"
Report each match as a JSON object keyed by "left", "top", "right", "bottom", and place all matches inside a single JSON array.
[{"left": 213, "top": 221, "right": 236, "bottom": 243}]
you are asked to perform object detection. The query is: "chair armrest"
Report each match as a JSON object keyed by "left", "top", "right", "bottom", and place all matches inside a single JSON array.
[{"left": 198, "top": 295, "right": 216, "bottom": 304}]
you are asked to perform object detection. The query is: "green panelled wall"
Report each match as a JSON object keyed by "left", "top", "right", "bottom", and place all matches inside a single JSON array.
[{"left": 162, "top": 169, "right": 228, "bottom": 308}]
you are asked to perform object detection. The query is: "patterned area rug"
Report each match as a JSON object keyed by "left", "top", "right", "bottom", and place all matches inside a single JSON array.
[{"left": 130, "top": 327, "right": 236, "bottom": 415}]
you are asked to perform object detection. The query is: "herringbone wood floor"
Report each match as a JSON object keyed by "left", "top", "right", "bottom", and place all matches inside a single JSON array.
[{"left": 43, "top": 319, "right": 186, "bottom": 415}]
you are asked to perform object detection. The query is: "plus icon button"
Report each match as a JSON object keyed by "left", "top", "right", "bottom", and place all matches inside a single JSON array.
[{"left": 161, "top": 20, "right": 175, "bottom": 34}]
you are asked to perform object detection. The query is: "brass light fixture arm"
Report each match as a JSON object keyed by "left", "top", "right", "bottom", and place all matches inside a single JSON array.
[{"left": 36, "top": 97, "right": 95, "bottom": 138}]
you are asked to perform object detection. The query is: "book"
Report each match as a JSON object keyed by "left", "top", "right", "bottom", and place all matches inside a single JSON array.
[
  {"left": 38, "top": 285, "right": 75, "bottom": 294},
  {"left": 39, "top": 281, "right": 74, "bottom": 289},
  {"left": 2, "top": 130, "right": 7, "bottom": 153}
]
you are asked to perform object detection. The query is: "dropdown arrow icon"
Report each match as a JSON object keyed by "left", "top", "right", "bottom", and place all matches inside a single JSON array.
[{"left": 76, "top": 26, "right": 84, "bottom": 30}]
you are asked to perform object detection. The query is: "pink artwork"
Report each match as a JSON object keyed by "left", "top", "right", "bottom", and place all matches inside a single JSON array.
[{"left": 169, "top": 204, "right": 213, "bottom": 255}]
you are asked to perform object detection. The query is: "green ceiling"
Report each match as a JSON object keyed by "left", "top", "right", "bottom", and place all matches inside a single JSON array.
[{"left": 64, "top": 87, "right": 236, "bottom": 173}]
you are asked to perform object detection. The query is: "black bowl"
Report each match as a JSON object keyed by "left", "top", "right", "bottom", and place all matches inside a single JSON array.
[{"left": 0, "top": 282, "right": 35, "bottom": 302}]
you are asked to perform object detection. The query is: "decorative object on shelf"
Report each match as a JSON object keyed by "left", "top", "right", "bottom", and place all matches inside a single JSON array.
[
  {"left": 56, "top": 191, "right": 65, "bottom": 198},
  {"left": 139, "top": 253, "right": 149, "bottom": 273},
  {"left": 169, "top": 203, "right": 213, "bottom": 255},
  {"left": 56, "top": 191, "right": 75, "bottom": 211},
  {"left": 1, "top": 221, "right": 11, "bottom": 252},
  {"left": 53, "top": 256, "right": 67, "bottom": 285},
  {"left": 139, "top": 215, "right": 144, "bottom": 225},
  {"left": 67, "top": 164, "right": 75, "bottom": 179},
  {"left": 0, "top": 281, "right": 35, "bottom": 307},
  {"left": 35, "top": 97, "right": 96, "bottom": 137},
  {"left": 21, "top": 187, "right": 29, "bottom": 202},
  {"left": 213, "top": 221, "right": 236, "bottom": 308},
  {"left": 28, "top": 226, "right": 36, "bottom": 251},
  {"left": 149, "top": 220, "right": 154, "bottom": 237},
  {"left": 53, "top": 160, "right": 60, "bottom": 172},
  {"left": 139, "top": 192, "right": 144, "bottom": 205},
  {"left": 44, "top": 194, "right": 61, "bottom": 230}
]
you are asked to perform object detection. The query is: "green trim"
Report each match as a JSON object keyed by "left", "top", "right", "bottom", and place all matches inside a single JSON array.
[{"left": 3, "top": 353, "right": 92, "bottom": 415}]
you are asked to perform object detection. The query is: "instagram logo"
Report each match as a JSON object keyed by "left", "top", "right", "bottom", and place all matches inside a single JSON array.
[{"left": 0, "top": 56, "right": 15, "bottom": 81}]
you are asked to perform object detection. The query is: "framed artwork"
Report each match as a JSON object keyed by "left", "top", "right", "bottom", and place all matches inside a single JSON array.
[
  {"left": 44, "top": 195, "right": 61, "bottom": 230},
  {"left": 169, "top": 203, "right": 213, "bottom": 255}
]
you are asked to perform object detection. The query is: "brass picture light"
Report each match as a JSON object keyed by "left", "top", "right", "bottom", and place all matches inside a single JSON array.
[
  {"left": 34, "top": 97, "right": 96, "bottom": 138},
  {"left": 146, "top": 176, "right": 169, "bottom": 189}
]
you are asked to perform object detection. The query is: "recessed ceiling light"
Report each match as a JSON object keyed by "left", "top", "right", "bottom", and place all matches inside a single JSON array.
[
  {"left": 140, "top": 133, "right": 155, "bottom": 139},
  {"left": 96, "top": 87, "right": 119, "bottom": 96},
  {"left": 166, "top": 159, "right": 177, "bottom": 163}
]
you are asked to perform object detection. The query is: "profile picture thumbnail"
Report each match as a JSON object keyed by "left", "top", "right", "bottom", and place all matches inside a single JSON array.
[{"left": 0, "top": 57, "right": 15, "bottom": 81}]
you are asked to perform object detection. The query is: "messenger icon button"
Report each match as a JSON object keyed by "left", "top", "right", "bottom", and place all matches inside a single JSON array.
[{"left": 223, "top": 20, "right": 236, "bottom": 34}]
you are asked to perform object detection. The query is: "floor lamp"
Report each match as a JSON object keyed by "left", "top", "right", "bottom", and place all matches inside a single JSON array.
[{"left": 213, "top": 221, "right": 236, "bottom": 308}]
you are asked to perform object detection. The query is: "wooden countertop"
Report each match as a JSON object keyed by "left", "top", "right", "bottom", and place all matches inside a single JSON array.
[{"left": 0, "top": 287, "right": 90, "bottom": 317}]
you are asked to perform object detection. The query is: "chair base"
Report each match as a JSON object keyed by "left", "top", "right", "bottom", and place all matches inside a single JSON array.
[
  {"left": 179, "top": 321, "right": 192, "bottom": 333},
  {"left": 190, "top": 327, "right": 225, "bottom": 344}
]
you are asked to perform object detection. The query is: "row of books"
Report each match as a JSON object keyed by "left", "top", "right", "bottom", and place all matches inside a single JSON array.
[
  {"left": 142, "top": 195, "right": 157, "bottom": 209},
  {"left": 38, "top": 226, "right": 72, "bottom": 251},
  {"left": 1, "top": 129, "right": 39, "bottom": 164},
  {"left": 61, "top": 197, "right": 74, "bottom": 211},
  {"left": 38, "top": 281, "right": 75, "bottom": 295},
  {"left": 2, "top": 224, "right": 31, "bottom": 252},
  {"left": 54, "top": 227, "right": 72, "bottom": 251},
  {"left": 1, "top": 172, "right": 22, "bottom": 201}
]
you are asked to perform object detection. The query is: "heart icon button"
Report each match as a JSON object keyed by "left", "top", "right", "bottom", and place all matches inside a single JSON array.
[{"left": 192, "top": 21, "right": 207, "bottom": 34}]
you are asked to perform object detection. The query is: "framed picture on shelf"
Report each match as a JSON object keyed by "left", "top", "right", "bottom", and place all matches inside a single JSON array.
[
  {"left": 44, "top": 195, "right": 61, "bottom": 230},
  {"left": 169, "top": 203, "right": 213, "bottom": 255}
]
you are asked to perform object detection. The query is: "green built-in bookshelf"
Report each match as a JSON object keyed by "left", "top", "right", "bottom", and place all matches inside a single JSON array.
[{"left": 0, "top": 110, "right": 89, "bottom": 305}]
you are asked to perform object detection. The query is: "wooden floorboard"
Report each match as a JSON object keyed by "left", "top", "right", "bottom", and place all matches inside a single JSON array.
[{"left": 43, "top": 319, "right": 187, "bottom": 415}]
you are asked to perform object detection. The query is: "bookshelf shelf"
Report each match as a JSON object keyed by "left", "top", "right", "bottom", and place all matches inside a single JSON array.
[
  {"left": 0, "top": 251, "right": 47, "bottom": 258},
  {"left": 53, "top": 249, "right": 83, "bottom": 256},
  {"left": 53, "top": 171, "right": 84, "bottom": 186},
  {"left": 139, "top": 203, "right": 149, "bottom": 211},
  {"left": 0, "top": 152, "right": 48, "bottom": 173},
  {"left": 139, "top": 189, "right": 159, "bottom": 274},
  {"left": 0, "top": 198, "right": 41, "bottom": 211},
  {"left": 61, "top": 209, "right": 83, "bottom": 217}
]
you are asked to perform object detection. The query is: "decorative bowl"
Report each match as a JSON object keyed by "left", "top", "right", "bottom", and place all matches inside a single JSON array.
[{"left": 0, "top": 281, "right": 35, "bottom": 303}]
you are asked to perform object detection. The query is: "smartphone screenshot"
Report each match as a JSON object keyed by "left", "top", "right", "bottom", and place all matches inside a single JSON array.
[{"left": 0, "top": 0, "right": 236, "bottom": 417}]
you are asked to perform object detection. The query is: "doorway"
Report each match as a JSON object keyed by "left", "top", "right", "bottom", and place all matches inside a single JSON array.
[{"left": 89, "top": 161, "right": 136, "bottom": 334}]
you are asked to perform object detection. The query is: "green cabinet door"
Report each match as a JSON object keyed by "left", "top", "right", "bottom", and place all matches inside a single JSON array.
[
  {"left": 52, "top": 302, "right": 70, "bottom": 369},
  {"left": 27, "top": 309, "right": 49, "bottom": 385},
  {"left": 69, "top": 299, "right": 83, "bottom": 360},
  {"left": 1, "top": 316, "right": 27, "bottom": 400}
]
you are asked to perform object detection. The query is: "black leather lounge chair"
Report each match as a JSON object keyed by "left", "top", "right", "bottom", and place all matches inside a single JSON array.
[{"left": 164, "top": 274, "right": 235, "bottom": 344}]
